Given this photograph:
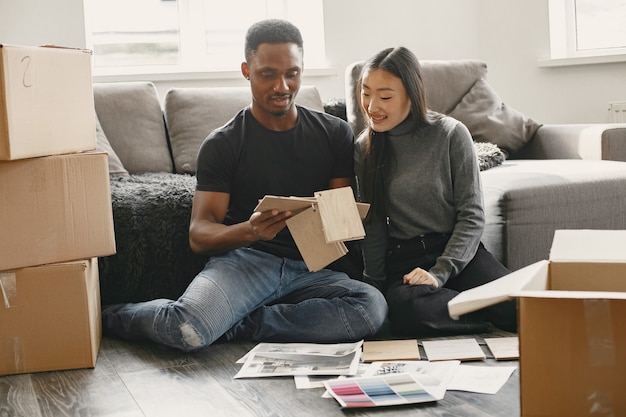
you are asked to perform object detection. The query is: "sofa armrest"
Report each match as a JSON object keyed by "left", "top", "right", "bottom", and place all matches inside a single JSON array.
[{"left": 512, "top": 123, "right": 626, "bottom": 161}]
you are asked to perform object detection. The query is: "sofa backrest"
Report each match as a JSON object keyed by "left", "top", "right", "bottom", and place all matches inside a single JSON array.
[
  {"left": 94, "top": 82, "right": 173, "bottom": 174},
  {"left": 164, "top": 85, "right": 324, "bottom": 174},
  {"left": 344, "top": 59, "right": 541, "bottom": 157},
  {"left": 345, "top": 59, "right": 488, "bottom": 135},
  {"left": 93, "top": 82, "right": 324, "bottom": 175}
]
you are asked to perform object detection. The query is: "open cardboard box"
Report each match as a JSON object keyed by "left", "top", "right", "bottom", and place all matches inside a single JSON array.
[{"left": 448, "top": 229, "right": 626, "bottom": 417}]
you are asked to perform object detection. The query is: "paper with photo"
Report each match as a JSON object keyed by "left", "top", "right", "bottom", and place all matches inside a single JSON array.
[
  {"left": 234, "top": 341, "right": 363, "bottom": 379},
  {"left": 294, "top": 363, "right": 371, "bottom": 390}
]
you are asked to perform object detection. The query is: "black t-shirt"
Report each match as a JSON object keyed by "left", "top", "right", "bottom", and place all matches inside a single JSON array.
[{"left": 195, "top": 105, "right": 355, "bottom": 259}]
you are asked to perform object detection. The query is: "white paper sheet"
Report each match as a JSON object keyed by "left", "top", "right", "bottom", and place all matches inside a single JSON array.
[{"left": 447, "top": 364, "right": 517, "bottom": 394}]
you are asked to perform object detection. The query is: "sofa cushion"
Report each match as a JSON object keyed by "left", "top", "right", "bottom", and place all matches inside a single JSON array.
[
  {"left": 164, "top": 85, "right": 324, "bottom": 174},
  {"left": 93, "top": 82, "right": 173, "bottom": 174},
  {"left": 420, "top": 60, "right": 488, "bottom": 114},
  {"left": 480, "top": 159, "right": 626, "bottom": 270},
  {"left": 95, "top": 113, "right": 129, "bottom": 177},
  {"left": 449, "top": 78, "right": 541, "bottom": 157}
]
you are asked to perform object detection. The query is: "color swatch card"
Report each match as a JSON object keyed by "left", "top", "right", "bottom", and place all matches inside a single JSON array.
[
  {"left": 364, "top": 360, "right": 460, "bottom": 400},
  {"left": 362, "top": 339, "right": 420, "bottom": 362},
  {"left": 323, "top": 372, "right": 441, "bottom": 408},
  {"left": 422, "top": 338, "right": 486, "bottom": 361},
  {"left": 484, "top": 337, "right": 519, "bottom": 360}
]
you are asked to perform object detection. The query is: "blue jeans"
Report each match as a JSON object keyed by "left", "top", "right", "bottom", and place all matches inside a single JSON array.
[{"left": 102, "top": 248, "right": 387, "bottom": 351}]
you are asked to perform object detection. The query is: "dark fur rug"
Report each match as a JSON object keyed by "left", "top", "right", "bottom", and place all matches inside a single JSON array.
[{"left": 99, "top": 173, "right": 209, "bottom": 305}]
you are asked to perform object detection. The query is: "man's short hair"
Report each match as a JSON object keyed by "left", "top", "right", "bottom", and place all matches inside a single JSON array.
[{"left": 244, "top": 19, "right": 303, "bottom": 61}]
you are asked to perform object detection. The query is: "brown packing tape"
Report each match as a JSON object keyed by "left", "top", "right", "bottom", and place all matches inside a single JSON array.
[{"left": 0, "top": 271, "right": 17, "bottom": 308}]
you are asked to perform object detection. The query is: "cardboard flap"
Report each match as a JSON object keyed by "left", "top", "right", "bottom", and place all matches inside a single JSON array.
[
  {"left": 550, "top": 230, "right": 626, "bottom": 262},
  {"left": 513, "top": 289, "right": 626, "bottom": 300},
  {"left": 448, "top": 260, "right": 549, "bottom": 319}
]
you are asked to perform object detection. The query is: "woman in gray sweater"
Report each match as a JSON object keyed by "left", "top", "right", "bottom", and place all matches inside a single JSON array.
[{"left": 354, "top": 46, "right": 516, "bottom": 336}]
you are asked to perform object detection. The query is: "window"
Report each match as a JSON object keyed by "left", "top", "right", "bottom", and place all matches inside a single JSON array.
[
  {"left": 547, "top": 0, "right": 626, "bottom": 63},
  {"left": 85, "top": 0, "right": 326, "bottom": 76}
]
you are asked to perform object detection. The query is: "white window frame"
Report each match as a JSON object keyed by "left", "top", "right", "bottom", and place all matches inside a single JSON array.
[
  {"left": 541, "top": 0, "right": 626, "bottom": 67},
  {"left": 85, "top": 0, "right": 333, "bottom": 82}
]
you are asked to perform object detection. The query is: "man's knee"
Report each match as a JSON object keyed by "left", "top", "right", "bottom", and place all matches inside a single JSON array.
[{"left": 178, "top": 321, "right": 209, "bottom": 351}]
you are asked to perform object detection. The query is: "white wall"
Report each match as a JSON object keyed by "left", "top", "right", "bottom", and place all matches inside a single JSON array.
[
  {"left": 0, "top": 0, "right": 87, "bottom": 48},
  {"left": 476, "top": 0, "right": 626, "bottom": 123},
  {"left": 320, "top": 0, "right": 481, "bottom": 101},
  {"left": 2, "top": 0, "right": 626, "bottom": 124}
]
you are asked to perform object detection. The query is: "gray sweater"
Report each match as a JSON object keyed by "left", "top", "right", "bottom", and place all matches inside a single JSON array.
[{"left": 354, "top": 115, "right": 484, "bottom": 286}]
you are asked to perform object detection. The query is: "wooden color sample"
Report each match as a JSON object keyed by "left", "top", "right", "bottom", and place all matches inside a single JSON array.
[
  {"left": 287, "top": 206, "right": 347, "bottom": 271},
  {"left": 315, "top": 188, "right": 365, "bottom": 243}
]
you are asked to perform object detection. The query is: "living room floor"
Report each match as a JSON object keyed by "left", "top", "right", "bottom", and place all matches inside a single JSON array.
[{"left": 0, "top": 330, "right": 519, "bottom": 417}]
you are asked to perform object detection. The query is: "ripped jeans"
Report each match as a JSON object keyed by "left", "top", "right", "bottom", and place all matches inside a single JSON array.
[{"left": 102, "top": 247, "right": 387, "bottom": 352}]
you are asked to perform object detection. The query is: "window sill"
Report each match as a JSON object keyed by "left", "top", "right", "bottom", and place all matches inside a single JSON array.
[
  {"left": 537, "top": 53, "right": 626, "bottom": 67},
  {"left": 92, "top": 66, "right": 338, "bottom": 83}
]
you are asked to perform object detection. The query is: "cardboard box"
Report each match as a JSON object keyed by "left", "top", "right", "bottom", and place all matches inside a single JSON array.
[
  {"left": 0, "top": 152, "right": 116, "bottom": 271},
  {"left": 0, "top": 44, "right": 95, "bottom": 160},
  {"left": 0, "top": 258, "right": 101, "bottom": 375},
  {"left": 448, "top": 229, "right": 626, "bottom": 417}
]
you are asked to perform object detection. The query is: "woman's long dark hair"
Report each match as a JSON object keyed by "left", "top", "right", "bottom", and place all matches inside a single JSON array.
[{"left": 358, "top": 47, "right": 431, "bottom": 222}]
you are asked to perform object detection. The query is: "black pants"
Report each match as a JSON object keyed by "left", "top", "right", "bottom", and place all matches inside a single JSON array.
[{"left": 384, "top": 234, "right": 517, "bottom": 337}]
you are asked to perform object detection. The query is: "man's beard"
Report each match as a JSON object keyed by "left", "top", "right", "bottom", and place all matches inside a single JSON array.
[{"left": 270, "top": 109, "right": 290, "bottom": 117}]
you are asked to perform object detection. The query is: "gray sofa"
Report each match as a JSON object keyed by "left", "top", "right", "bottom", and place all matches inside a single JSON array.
[{"left": 94, "top": 60, "right": 626, "bottom": 304}]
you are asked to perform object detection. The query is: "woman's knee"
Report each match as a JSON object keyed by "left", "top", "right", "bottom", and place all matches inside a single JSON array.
[
  {"left": 365, "top": 285, "right": 388, "bottom": 331},
  {"left": 345, "top": 282, "right": 388, "bottom": 338}
]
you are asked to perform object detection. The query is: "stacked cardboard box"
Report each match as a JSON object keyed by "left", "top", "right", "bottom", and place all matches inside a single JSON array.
[{"left": 0, "top": 44, "right": 116, "bottom": 375}]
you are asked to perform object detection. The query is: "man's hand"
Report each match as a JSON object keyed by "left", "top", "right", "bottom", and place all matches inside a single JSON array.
[
  {"left": 403, "top": 267, "right": 439, "bottom": 288},
  {"left": 249, "top": 209, "right": 293, "bottom": 241}
]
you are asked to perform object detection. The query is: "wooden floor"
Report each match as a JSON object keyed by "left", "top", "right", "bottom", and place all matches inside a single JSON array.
[{"left": 0, "top": 332, "right": 519, "bottom": 417}]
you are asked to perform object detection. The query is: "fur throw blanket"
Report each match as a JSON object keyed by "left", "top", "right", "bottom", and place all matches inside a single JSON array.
[{"left": 475, "top": 141, "right": 505, "bottom": 171}]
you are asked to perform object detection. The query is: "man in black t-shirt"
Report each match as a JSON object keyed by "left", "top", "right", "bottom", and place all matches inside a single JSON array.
[{"left": 102, "top": 19, "right": 387, "bottom": 351}]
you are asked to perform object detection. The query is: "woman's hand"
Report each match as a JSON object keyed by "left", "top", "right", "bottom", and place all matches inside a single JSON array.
[{"left": 403, "top": 267, "right": 439, "bottom": 288}]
